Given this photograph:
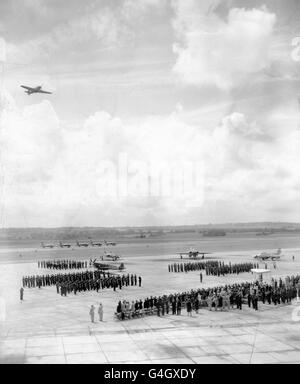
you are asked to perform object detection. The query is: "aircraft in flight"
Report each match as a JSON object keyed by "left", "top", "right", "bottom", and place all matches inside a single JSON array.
[
  {"left": 177, "top": 249, "right": 212, "bottom": 259},
  {"left": 21, "top": 85, "right": 52, "bottom": 95},
  {"left": 76, "top": 241, "right": 89, "bottom": 248},
  {"left": 254, "top": 248, "right": 283, "bottom": 261},
  {"left": 41, "top": 242, "right": 55, "bottom": 249}
]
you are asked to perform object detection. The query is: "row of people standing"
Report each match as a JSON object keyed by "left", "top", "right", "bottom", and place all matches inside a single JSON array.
[
  {"left": 22, "top": 271, "right": 141, "bottom": 290},
  {"left": 23, "top": 271, "right": 99, "bottom": 288},
  {"left": 168, "top": 260, "right": 259, "bottom": 275},
  {"left": 58, "top": 274, "right": 142, "bottom": 296},
  {"left": 116, "top": 275, "right": 300, "bottom": 320},
  {"left": 206, "top": 262, "right": 258, "bottom": 276},
  {"left": 38, "top": 260, "right": 88, "bottom": 270}
]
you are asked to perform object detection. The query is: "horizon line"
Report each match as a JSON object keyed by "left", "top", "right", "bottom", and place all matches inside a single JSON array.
[{"left": 1, "top": 221, "right": 300, "bottom": 230}]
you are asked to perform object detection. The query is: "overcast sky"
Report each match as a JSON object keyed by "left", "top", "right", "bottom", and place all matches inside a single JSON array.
[{"left": 1, "top": 0, "right": 300, "bottom": 227}]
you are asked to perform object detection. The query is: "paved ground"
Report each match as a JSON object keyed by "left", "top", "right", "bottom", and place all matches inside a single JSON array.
[{"left": 1, "top": 248, "right": 300, "bottom": 364}]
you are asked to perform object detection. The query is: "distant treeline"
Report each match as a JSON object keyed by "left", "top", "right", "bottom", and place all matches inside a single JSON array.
[{"left": 1, "top": 223, "right": 300, "bottom": 240}]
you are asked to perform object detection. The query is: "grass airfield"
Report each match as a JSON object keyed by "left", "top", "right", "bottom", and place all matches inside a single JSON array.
[{"left": 0, "top": 233, "right": 300, "bottom": 364}]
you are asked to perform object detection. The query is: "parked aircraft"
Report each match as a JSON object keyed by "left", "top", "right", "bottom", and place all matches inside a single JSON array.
[
  {"left": 177, "top": 249, "right": 211, "bottom": 259},
  {"left": 254, "top": 248, "right": 283, "bottom": 261},
  {"left": 59, "top": 241, "right": 71, "bottom": 249},
  {"left": 102, "top": 251, "right": 120, "bottom": 262},
  {"left": 41, "top": 242, "right": 55, "bottom": 249},
  {"left": 91, "top": 259, "right": 125, "bottom": 271},
  {"left": 76, "top": 241, "right": 89, "bottom": 248},
  {"left": 105, "top": 241, "right": 117, "bottom": 246},
  {"left": 90, "top": 240, "right": 102, "bottom": 247}
]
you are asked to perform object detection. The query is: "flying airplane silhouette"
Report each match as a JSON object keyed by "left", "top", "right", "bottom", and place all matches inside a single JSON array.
[{"left": 21, "top": 85, "right": 52, "bottom": 95}]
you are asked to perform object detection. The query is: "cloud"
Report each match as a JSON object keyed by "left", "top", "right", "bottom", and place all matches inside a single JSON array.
[
  {"left": 123, "top": 0, "right": 166, "bottom": 17},
  {"left": 0, "top": 95, "right": 61, "bottom": 187},
  {"left": 7, "top": 8, "right": 123, "bottom": 64},
  {"left": 0, "top": 89, "right": 207, "bottom": 226},
  {"left": 220, "top": 112, "right": 265, "bottom": 140},
  {"left": 1, "top": 83, "right": 300, "bottom": 226},
  {"left": 212, "top": 112, "right": 273, "bottom": 174},
  {"left": 172, "top": 1, "right": 276, "bottom": 89},
  {"left": 23, "top": 0, "right": 49, "bottom": 16},
  {"left": 0, "top": 37, "right": 6, "bottom": 62},
  {"left": 7, "top": 0, "right": 169, "bottom": 66}
]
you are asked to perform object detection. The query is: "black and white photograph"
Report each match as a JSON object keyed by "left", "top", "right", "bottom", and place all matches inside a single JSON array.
[{"left": 0, "top": 0, "right": 300, "bottom": 366}]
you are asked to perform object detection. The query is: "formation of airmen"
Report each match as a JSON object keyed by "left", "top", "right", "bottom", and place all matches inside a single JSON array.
[
  {"left": 168, "top": 260, "right": 259, "bottom": 276},
  {"left": 58, "top": 273, "right": 142, "bottom": 296},
  {"left": 38, "top": 260, "right": 88, "bottom": 270},
  {"left": 116, "top": 275, "right": 300, "bottom": 320},
  {"left": 22, "top": 271, "right": 142, "bottom": 295},
  {"left": 206, "top": 261, "right": 258, "bottom": 276}
]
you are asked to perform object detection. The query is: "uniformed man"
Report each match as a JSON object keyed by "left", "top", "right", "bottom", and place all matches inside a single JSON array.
[
  {"left": 186, "top": 300, "right": 192, "bottom": 317},
  {"left": 252, "top": 293, "right": 258, "bottom": 311},
  {"left": 20, "top": 287, "right": 24, "bottom": 302},
  {"left": 90, "top": 305, "right": 95, "bottom": 323},
  {"left": 172, "top": 300, "right": 176, "bottom": 315},
  {"left": 207, "top": 293, "right": 213, "bottom": 311},
  {"left": 177, "top": 300, "right": 181, "bottom": 315},
  {"left": 98, "top": 303, "right": 104, "bottom": 322}
]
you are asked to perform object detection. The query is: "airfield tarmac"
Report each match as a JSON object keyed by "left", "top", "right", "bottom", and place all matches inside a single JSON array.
[{"left": 0, "top": 233, "right": 300, "bottom": 364}]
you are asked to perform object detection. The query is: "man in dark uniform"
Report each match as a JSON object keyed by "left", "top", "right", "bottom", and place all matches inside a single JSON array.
[
  {"left": 236, "top": 291, "right": 242, "bottom": 310},
  {"left": 247, "top": 292, "right": 252, "bottom": 308},
  {"left": 172, "top": 300, "right": 176, "bottom": 315},
  {"left": 166, "top": 300, "right": 169, "bottom": 315},
  {"left": 20, "top": 287, "right": 24, "bottom": 302},
  {"left": 186, "top": 300, "right": 192, "bottom": 317},
  {"left": 177, "top": 300, "right": 181, "bottom": 315},
  {"left": 252, "top": 293, "right": 258, "bottom": 311}
]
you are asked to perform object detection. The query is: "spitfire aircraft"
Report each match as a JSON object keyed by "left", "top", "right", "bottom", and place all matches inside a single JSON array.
[
  {"left": 90, "top": 259, "right": 125, "bottom": 272},
  {"left": 76, "top": 241, "right": 89, "bottom": 248},
  {"left": 59, "top": 241, "right": 71, "bottom": 249},
  {"left": 105, "top": 241, "right": 117, "bottom": 246},
  {"left": 102, "top": 250, "right": 120, "bottom": 262},
  {"left": 177, "top": 249, "right": 212, "bottom": 259},
  {"left": 90, "top": 240, "right": 102, "bottom": 247},
  {"left": 21, "top": 85, "right": 52, "bottom": 95},
  {"left": 254, "top": 248, "right": 283, "bottom": 261},
  {"left": 41, "top": 242, "right": 55, "bottom": 249}
]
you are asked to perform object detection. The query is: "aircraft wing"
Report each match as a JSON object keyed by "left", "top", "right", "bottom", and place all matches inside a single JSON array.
[
  {"left": 21, "top": 85, "right": 33, "bottom": 91},
  {"left": 38, "top": 90, "right": 52, "bottom": 94}
]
